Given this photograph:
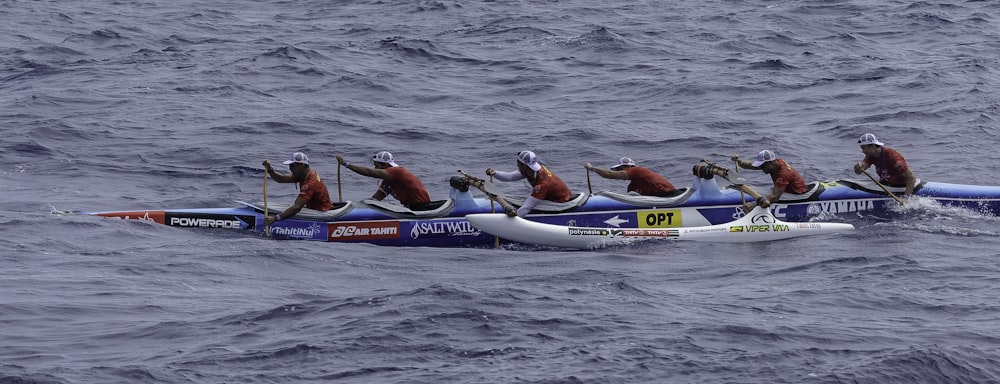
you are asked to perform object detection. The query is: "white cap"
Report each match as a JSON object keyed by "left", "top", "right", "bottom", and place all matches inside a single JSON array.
[
  {"left": 858, "top": 133, "right": 884, "bottom": 146},
  {"left": 372, "top": 151, "right": 398, "bottom": 167},
  {"left": 517, "top": 150, "right": 542, "bottom": 172},
  {"left": 282, "top": 152, "right": 309, "bottom": 165},
  {"left": 751, "top": 149, "right": 776, "bottom": 167},
  {"left": 610, "top": 157, "right": 636, "bottom": 171}
]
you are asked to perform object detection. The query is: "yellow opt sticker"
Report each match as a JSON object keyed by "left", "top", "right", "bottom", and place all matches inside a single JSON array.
[{"left": 638, "top": 209, "right": 682, "bottom": 228}]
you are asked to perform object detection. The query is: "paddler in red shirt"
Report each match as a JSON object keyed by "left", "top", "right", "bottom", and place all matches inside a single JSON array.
[
  {"left": 731, "top": 149, "right": 808, "bottom": 211},
  {"left": 486, "top": 150, "right": 573, "bottom": 217},
  {"left": 853, "top": 133, "right": 917, "bottom": 198},
  {"left": 585, "top": 157, "right": 681, "bottom": 197},
  {"left": 262, "top": 152, "right": 334, "bottom": 225},
  {"left": 337, "top": 151, "right": 432, "bottom": 209}
]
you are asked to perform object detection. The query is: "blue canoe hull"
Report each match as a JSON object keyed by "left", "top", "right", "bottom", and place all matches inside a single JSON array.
[{"left": 83, "top": 177, "right": 1000, "bottom": 247}]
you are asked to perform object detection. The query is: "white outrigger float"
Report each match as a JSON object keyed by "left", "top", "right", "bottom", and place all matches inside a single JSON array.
[{"left": 466, "top": 205, "right": 855, "bottom": 249}]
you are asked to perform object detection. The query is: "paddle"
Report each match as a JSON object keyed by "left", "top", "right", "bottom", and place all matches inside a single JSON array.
[
  {"left": 586, "top": 167, "right": 593, "bottom": 194},
  {"left": 734, "top": 159, "right": 748, "bottom": 208},
  {"left": 858, "top": 164, "right": 904, "bottom": 205},
  {"left": 489, "top": 174, "right": 495, "bottom": 215},
  {"left": 263, "top": 167, "right": 270, "bottom": 237},
  {"left": 490, "top": 174, "right": 500, "bottom": 249},
  {"left": 337, "top": 162, "right": 343, "bottom": 202},
  {"left": 698, "top": 158, "right": 752, "bottom": 211},
  {"left": 458, "top": 169, "right": 518, "bottom": 215}
]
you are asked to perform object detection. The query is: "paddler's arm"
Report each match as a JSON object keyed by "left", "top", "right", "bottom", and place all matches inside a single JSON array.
[
  {"left": 730, "top": 154, "right": 762, "bottom": 170},
  {"left": 585, "top": 163, "right": 628, "bottom": 180},
  {"left": 763, "top": 185, "right": 785, "bottom": 206},
  {"left": 903, "top": 168, "right": 916, "bottom": 197},
  {"left": 337, "top": 155, "right": 391, "bottom": 179},
  {"left": 262, "top": 160, "right": 296, "bottom": 183},
  {"left": 515, "top": 196, "right": 543, "bottom": 217},
  {"left": 345, "top": 164, "right": 390, "bottom": 179},
  {"left": 486, "top": 168, "right": 523, "bottom": 182},
  {"left": 264, "top": 196, "right": 308, "bottom": 225},
  {"left": 371, "top": 181, "right": 389, "bottom": 201},
  {"left": 734, "top": 184, "right": 774, "bottom": 211},
  {"left": 853, "top": 159, "right": 872, "bottom": 175},
  {"left": 347, "top": 165, "right": 390, "bottom": 179}
]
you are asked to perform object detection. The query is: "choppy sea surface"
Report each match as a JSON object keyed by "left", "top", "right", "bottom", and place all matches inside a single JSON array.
[{"left": 3, "top": 0, "right": 1000, "bottom": 382}]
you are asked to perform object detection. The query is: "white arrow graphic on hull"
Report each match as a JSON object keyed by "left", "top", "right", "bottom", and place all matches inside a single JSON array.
[{"left": 603, "top": 215, "right": 629, "bottom": 227}]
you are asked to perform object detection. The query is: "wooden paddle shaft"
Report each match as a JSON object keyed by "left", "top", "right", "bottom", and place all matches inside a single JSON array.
[
  {"left": 860, "top": 167, "right": 904, "bottom": 204},
  {"left": 263, "top": 169, "right": 269, "bottom": 236},
  {"left": 337, "top": 164, "right": 343, "bottom": 202},
  {"left": 458, "top": 170, "right": 518, "bottom": 214}
]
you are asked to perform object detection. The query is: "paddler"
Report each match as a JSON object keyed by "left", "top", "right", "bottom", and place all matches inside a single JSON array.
[
  {"left": 731, "top": 149, "right": 808, "bottom": 211},
  {"left": 486, "top": 150, "right": 573, "bottom": 217},
  {"left": 337, "top": 151, "right": 432, "bottom": 210},
  {"left": 853, "top": 133, "right": 917, "bottom": 199},
  {"left": 262, "top": 152, "right": 334, "bottom": 225},
  {"left": 585, "top": 157, "right": 681, "bottom": 197}
]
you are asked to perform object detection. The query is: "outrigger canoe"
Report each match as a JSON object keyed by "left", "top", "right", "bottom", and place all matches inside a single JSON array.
[
  {"left": 79, "top": 162, "right": 1000, "bottom": 247},
  {"left": 466, "top": 205, "right": 856, "bottom": 249}
]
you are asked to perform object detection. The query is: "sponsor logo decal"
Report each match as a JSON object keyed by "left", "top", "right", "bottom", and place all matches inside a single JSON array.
[
  {"left": 567, "top": 228, "right": 679, "bottom": 238},
  {"left": 329, "top": 221, "right": 400, "bottom": 241},
  {"left": 807, "top": 200, "right": 876, "bottom": 215},
  {"left": 165, "top": 213, "right": 255, "bottom": 229},
  {"left": 617, "top": 229, "right": 677, "bottom": 237},
  {"left": 684, "top": 227, "right": 725, "bottom": 233},
  {"left": 729, "top": 224, "right": 791, "bottom": 233},
  {"left": 410, "top": 220, "right": 481, "bottom": 239},
  {"left": 569, "top": 227, "right": 609, "bottom": 236},
  {"left": 750, "top": 213, "right": 776, "bottom": 224},
  {"left": 270, "top": 222, "right": 325, "bottom": 239},
  {"left": 97, "top": 211, "right": 165, "bottom": 224},
  {"left": 638, "top": 209, "right": 682, "bottom": 228},
  {"left": 732, "top": 205, "right": 790, "bottom": 220}
]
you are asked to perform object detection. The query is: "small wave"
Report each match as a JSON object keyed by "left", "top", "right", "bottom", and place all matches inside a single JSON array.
[
  {"left": 190, "top": 343, "right": 321, "bottom": 365},
  {"left": 473, "top": 101, "right": 535, "bottom": 113},
  {"left": 557, "top": 27, "right": 631, "bottom": 51},
  {"left": 29, "top": 45, "right": 87, "bottom": 57},
  {"left": 773, "top": 255, "right": 872, "bottom": 275},
  {"left": 902, "top": 12, "right": 954, "bottom": 25},
  {"left": 334, "top": 74, "right": 392, "bottom": 92},
  {"left": 163, "top": 34, "right": 233, "bottom": 45},
  {"left": 879, "top": 221, "right": 1000, "bottom": 237},
  {"left": 5, "top": 140, "right": 53, "bottom": 157},
  {"left": 62, "top": 29, "right": 126, "bottom": 44},
  {"left": 747, "top": 59, "right": 797, "bottom": 70},
  {"left": 259, "top": 46, "right": 331, "bottom": 61},
  {"left": 691, "top": 324, "right": 788, "bottom": 343},
  {"left": 0, "top": 372, "right": 69, "bottom": 384},
  {"left": 828, "top": 346, "right": 998, "bottom": 383},
  {"left": 468, "top": 25, "right": 555, "bottom": 40},
  {"left": 456, "top": 345, "right": 532, "bottom": 358},
  {"left": 843, "top": 66, "right": 899, "bottom": 82},
  {"left": 412, "top": 1, "right": 450, "bottom": 12},
  {"left": 172, "top": 83, "right": 274, "bottom": 98},
  {"left": 489, "top": 84, "right": 556, "bottom": 97},
  {"left": 1, "top": 60, "right": 65, "bottom": 82},
  {"left": 246, "top": 304, "right": 314, "bottom": 322},
  {"left": 377, "top": 37, "right": 490, "bottom": 65}
]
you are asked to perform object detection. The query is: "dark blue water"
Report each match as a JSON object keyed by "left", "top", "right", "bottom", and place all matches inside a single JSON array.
[{"left": 3, "top": 0, "right": 1000, "bottom": 382}]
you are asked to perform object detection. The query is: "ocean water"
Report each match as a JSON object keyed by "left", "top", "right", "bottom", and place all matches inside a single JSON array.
[{"left": 3, "top": 0, "right": 1000, "bottom": 382}]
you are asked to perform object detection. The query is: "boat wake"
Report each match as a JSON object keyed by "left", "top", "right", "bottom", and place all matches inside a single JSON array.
[{"left": 870, "top": 196, "right": 1000, "bottom": 237}]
